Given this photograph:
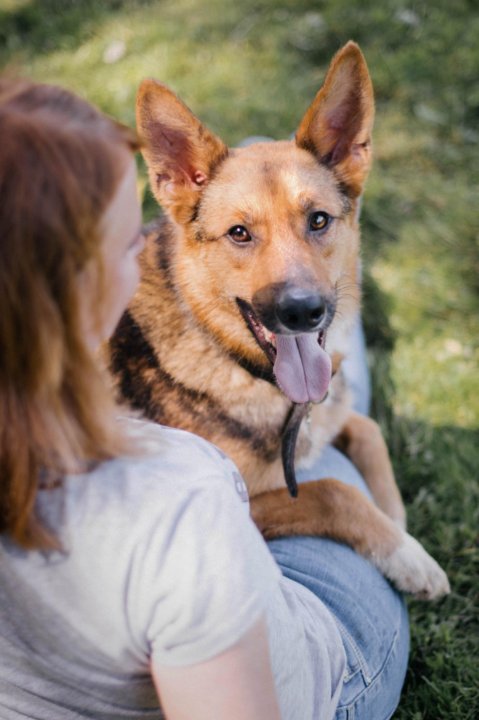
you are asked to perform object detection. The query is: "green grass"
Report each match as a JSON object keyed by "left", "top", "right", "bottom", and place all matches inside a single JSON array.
[{"left": 1, "top": 0, "right": 478, "bottom": 716}]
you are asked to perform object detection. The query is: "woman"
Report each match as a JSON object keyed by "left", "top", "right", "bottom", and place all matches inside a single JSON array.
[
  {"left": 0, "top": 78, "right": 283, "bottom": 719},
  {"left": 0, "top": 79, "right": 408, "bottom": 720}
]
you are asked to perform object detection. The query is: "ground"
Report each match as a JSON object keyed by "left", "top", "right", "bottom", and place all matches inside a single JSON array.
[{"left": 1, "top": 0, "right": 477, "bottom": 716}]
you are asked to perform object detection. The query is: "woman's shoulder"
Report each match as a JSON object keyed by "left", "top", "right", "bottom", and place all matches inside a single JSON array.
[
  {"left": 59, "top": 417, "right": 250, "bottom": 534},
  {"left": 5, "top": 420, "right": 275, "bottom": 674},
  {"left": 31, "top": 417, "right": 260, "bottom": 614},
  {"left": 119, "top": 416, "right": 244, "bottom": 487}
]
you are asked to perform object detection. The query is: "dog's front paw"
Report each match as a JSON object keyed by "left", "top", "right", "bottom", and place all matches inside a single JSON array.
[{"left": 374, "top": 533, "right": 450, "bottom": 600}]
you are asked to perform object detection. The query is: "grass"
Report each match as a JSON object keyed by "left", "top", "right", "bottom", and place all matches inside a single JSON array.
[{"left": 1, "top": 0, "right": 478, "bottom": 716}]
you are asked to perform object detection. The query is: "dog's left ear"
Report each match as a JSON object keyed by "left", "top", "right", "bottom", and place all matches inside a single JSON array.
[
  {"left": 136, "top": 79, "right": 228, "bottom": 222},
  {"left": 296, "top": 41, "right": 374, "bottom": 197}
]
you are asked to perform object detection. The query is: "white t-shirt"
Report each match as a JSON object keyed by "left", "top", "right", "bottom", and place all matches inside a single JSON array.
[{"left": 0, "top": 419, "right": 345, "bottom": 719}]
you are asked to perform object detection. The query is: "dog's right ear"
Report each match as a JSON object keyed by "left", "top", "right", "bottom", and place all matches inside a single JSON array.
[{"left": 136, "top": 79, "right": 228, "bottom": 222}]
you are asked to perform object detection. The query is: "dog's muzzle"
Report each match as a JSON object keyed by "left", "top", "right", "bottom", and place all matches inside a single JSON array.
[{"left": 236, "top": 283, "right": 336, "bottom": 405}]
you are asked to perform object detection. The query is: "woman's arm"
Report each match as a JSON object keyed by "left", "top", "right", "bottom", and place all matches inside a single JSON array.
[{"left": 152, "top": 615, "right": 281, "bottom": 720}]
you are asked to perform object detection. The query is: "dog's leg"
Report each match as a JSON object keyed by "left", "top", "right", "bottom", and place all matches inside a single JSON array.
[
  {"left": 334, "top": 411, "right": 406, "bottom": 528},
  {"left": 250, "top": 480, "right": 449, "bottom": 599}
]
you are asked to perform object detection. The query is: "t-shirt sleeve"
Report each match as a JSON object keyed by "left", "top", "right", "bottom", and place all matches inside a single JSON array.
[{"left": 125, "top": 473, "right": 282, "bottom": 667}]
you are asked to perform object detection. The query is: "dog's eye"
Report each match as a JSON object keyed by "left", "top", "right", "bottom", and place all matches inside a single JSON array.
[
  {"left": 228, "top": 225, "right": 252, "bottom": 244},
  {"left": 309, "top": 211, "right": 331, "bottom": 232}
]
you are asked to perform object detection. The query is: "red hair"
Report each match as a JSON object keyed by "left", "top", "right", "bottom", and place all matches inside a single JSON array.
[{"left": 0, "top": 78, "right": 140, "bottom": 549}]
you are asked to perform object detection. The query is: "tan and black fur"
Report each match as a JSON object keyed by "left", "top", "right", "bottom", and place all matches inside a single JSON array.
[{"left": 110, "top": 42, "right": 449, "bottom": 599}]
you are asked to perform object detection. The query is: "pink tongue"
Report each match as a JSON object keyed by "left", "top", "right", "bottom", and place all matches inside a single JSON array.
[{"left": 273, "top": 334, "right": 332, "bottom": 404}]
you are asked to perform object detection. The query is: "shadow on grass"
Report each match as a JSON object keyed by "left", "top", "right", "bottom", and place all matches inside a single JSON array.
[
  {"left": 363, "top": 272, "right": 479, "bottom": 720},
  {"left": 0, "top": 0, "right": 157, "bottom": 59}
]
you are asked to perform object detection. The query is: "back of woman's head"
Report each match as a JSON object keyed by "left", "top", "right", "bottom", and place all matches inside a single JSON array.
[{"left": 0, "top": 78, "right": 140, "bottom": 549}]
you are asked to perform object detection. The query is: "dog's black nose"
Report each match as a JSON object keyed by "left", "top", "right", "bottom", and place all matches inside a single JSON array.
[{"left": 276, "top": 288, "right": 326, "bottom": 332}]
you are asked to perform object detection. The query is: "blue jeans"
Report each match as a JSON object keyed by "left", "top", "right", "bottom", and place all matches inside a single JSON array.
[{"left": 267, "top": 320, "right": 409, "bottom": 719}]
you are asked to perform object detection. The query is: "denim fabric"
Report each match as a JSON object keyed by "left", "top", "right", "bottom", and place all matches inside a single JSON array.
[{"left": 268, "top": 320, "right": 409, "bottom": 720}]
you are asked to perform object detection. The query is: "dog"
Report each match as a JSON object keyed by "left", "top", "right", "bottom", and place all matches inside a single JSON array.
[{"left": 109, "top": 41, "right": 449, "bottom": 599}]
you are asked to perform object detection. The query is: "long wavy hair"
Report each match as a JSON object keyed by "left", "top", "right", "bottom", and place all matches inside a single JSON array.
[{"left": 0, "top": 78, "right": 141, "bottom": 549}]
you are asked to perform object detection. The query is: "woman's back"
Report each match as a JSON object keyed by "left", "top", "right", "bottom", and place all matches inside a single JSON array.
[{"left": 0, "top": 419, "right": 345, "bottom": 719}]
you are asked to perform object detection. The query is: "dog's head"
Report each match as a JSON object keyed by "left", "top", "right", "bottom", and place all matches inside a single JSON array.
[{"left": 137, "top": 42, "right": 374, "bottom": 404}]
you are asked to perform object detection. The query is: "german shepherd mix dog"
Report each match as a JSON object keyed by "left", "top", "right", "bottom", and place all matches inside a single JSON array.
[{"left": 110, "top": 42, "right": 449, "bottom": 599}]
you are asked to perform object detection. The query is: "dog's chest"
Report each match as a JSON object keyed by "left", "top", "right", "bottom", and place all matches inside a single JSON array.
[{"left": 295, "top": 369, "right": 351, "bottom": 471}]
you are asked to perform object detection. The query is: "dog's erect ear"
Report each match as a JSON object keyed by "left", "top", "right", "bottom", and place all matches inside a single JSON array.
[
  {"left": 136, "top": 79, "right": 228, "bottom": 220},
  {"left": 295, "top": 42, "right": 374, "bottom": 197}
]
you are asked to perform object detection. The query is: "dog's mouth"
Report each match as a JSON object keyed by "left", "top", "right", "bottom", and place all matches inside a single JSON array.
[{"left": 236, "top": 298, "right": 332, "bottom": 405}]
